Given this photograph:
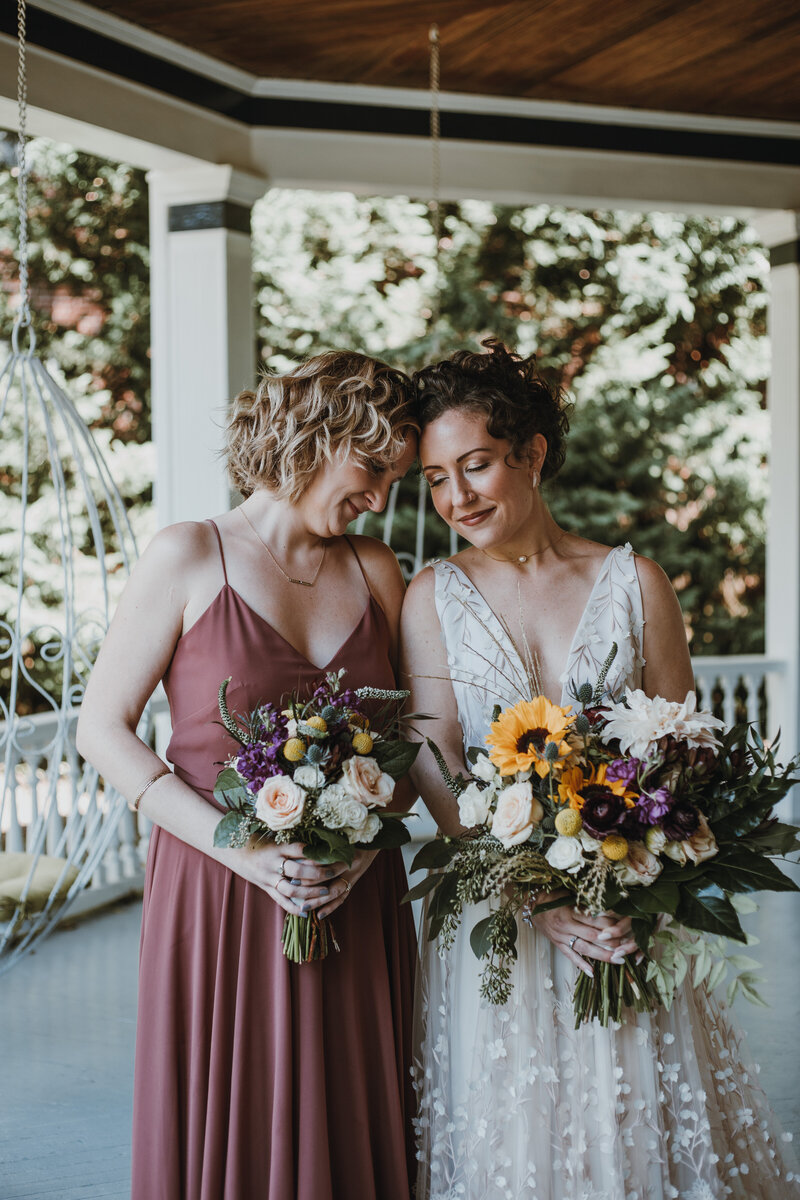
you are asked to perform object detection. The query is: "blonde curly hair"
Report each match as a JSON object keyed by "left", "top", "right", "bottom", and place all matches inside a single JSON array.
[{"left": 226, "top": 351, "right": 417, "bottom": 500}]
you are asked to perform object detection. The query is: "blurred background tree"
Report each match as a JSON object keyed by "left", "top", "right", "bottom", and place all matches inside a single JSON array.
[{"left": 1, "top": 133, "right": 768, "bottom": 714}]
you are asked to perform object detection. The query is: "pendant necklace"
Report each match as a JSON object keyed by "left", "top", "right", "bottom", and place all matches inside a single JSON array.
[
  {"left": 239, "top": 506, "right": 327, "bottom": 587},
  {"left": 480, "top": 530, "right": 565, "bottom": 566}
]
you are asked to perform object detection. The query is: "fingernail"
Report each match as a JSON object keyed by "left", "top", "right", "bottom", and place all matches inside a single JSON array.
[
  {"left": 597, "top": 930, "right": 613, "bottom": 942},
  {"left": 635, "top": 953, "right": 644, "bottom": 964},
  {"left": 320, "top": 886, "right": 329, "bottom": 894},
  {"left": 611, "top": 952, "right": 625, "bottom": 963}
]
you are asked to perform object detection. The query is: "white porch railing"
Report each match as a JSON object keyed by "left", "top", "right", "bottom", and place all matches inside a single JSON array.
[{"left": 0, "top": 655, "right": 793, "bottom": 920}]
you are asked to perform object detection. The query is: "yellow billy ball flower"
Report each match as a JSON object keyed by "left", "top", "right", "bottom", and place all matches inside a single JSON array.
[
  {"left": 283, "top": 737, "right": 306, "bottom": 762},
  {"left": 348, "top": 711, "right": 369, "bottom": 729},
  {"left": 601, "top": 834, "right": 629, "bottom": 861},
  {"left": 306, "top": 716, "right": 327, "bottom": 732},
  {"left": 352, "top": 732, "right": 374, "bottom": 755},
  {"left": 554, "top": 808, "right": 583, "bottom": 837}
]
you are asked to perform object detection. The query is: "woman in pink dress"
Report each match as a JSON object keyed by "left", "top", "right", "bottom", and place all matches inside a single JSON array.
[{"left": 77, "top": 351, "right": 419, "bottom": 1200}]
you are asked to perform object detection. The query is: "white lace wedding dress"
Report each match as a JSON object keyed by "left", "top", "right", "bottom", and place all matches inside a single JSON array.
[{"left": 413, "top": 545, "right": 798, "bottom": 1200}]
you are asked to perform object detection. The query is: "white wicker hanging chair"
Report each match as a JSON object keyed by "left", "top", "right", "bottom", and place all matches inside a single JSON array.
[{"left": 0, "top": 1, "right": 152, "bottom": 971}]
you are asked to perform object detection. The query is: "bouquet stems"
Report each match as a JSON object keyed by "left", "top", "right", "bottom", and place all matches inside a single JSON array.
[
  {"left": 281, "top": 911, "right": 340, "bottom": 964},
  {"left": 573, "top": 955, "right": 660, "bottom": 1028}
]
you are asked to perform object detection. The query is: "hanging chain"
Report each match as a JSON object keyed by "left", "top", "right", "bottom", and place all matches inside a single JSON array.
[
  {"left": 428, "top": 23, "right": 442, "bottom": 343},
  {"left": 16, "top": 0, "right": 32, "bottom": 330}
]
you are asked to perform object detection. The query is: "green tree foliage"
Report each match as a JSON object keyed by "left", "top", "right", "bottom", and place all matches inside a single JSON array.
[{"left": 252, "top": 194, "right": 768, "bottom": 655}]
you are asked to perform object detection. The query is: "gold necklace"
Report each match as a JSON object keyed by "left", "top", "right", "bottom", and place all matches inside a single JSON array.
[
  {"left": 239, "top": 506, "right": 327, "bottom": 588},
  {"left": 480, "top": 530, "right": 564, "bottom": 566}
]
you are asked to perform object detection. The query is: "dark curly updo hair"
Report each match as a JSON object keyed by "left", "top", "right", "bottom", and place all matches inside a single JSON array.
[{"left": 412, "top": 338, "right": 571, "bottom": 482}]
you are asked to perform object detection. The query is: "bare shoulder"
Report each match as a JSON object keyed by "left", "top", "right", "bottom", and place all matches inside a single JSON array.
[
  {"left": 402, "top": 562, "right": 436, "bottom": 613},
  {"left": 347, "top": 533, "right": 404, "bottom": 585},
  {"left": 143, "top": 520, "right": 215, "bottom": 563},
  {"left": 128, "top": 521, "right": 218, "bottom": 603},
  {"left": 632, "top": 552, "right": 679, "bottom": 608},
  {"left": 347, "top": 533, "right": 406, "bottom": 613}
]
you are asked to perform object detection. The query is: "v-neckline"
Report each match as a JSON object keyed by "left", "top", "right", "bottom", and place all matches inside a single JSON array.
[
  {"left": 181, "top": 582, "right": 375, "bottom": 674},
  {"left": 225, "top": 584, "right": 374, "bottom": 672},
  {"left": 444, "top": 548, "right": 616, "bottom": 703}
]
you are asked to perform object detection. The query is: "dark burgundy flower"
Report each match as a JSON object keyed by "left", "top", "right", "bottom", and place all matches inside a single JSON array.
[
  {"left": 580, "top": 787, "right": 628, "bottom": 839},
  {"left": 605, "top": 757, "right": 642, "bottom": 787},
  {"left": 662, "top": 800, "right": 700, "bottom": 842}
]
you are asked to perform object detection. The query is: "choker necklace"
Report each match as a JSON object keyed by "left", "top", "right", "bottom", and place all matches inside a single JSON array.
[
  {"left": 239, "top": 506, "right": 326, "bottom": 588},
  {"left": 480, "top": 531, "right": 564, "bottom": 566}
]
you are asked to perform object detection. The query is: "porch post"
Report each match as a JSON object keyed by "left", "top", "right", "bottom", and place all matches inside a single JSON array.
[
  {"left": 147, "top": 164, "right": 267, "bottom": 527},
  {"left": 753, "top": 211, "right": 800, "bottom": 817}
]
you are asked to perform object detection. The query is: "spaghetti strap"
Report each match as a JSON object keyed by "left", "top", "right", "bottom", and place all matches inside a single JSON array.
[
  {"left": 344, "top": 535, "right": 381, "bottom": 611},
  {"left": 206, "top": 519, "right": 228, "bottom": 585}
]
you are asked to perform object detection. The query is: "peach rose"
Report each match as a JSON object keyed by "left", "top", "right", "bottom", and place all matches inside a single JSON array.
[
  {"left": 490, "top": 781, "right": 544, "bottom": 849},
  {"left": 340, "top": 755, "right": 395, "bottom": 809},
  {"left": 255, "top": 775, "right": 306, "bottom": 830},
  {"left": 614, "top": 840, "right": 663, "bottom": 887},
  {"left": 682, "top": 812, "right": 719, "bottom": 865}
]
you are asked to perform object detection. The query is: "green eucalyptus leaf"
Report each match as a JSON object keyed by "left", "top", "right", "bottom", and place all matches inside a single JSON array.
[
  {"left": 677, "top": 883, "right": 747, "bottom": 942},
  {"left": 402, "top": 873, "right": 440, "bottom": 904},
  {"left": 372, "top": 739, "right": 421, "bottom": 780},
  {"left": 213, "top": 810, "right": 250, "bottom": 848},
  {"left": 411, "top": 838, "right": 458, "bottom": 873},
  {"left": 469, "top": 915, "right": 495, "bottom": 960}
]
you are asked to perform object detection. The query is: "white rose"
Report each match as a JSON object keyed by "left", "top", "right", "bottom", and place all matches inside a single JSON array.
[
  {"left": 255, "top": 775, "right": 306, "bottom": 830},
  {"left": 458, "top": 781, "right": 492, "bottom": 828},
  {"left": 293, "top": 764, "right": 325, "bottom": 790},
  {"left": 490, "top": 781, "right": 544, "bottom": 848},
  {"left": 579, "top": 830, "right": 602, "bottom": 853},
  {"left": 346, "top": 812, "right": 382, "bottom": 844},
  {"left": 471, "top": 754, "right": 497, "bottom": 784},
  {"left": 545, "top": 836, "right": 585, "bottom": 874},
  {"left": 340, "top": 755, "right": 396, "bottom": 808},
  {"left": 337, "top": 797, "right": 369, "bottom": 831},
  {"left": 614, "top": 841, "right": 663, "bottom": 887}
]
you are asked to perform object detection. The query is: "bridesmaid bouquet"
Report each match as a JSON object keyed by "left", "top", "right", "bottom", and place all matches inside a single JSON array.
[
  {"left": 212, "top": 669, "right": 419, "bottom": 963},
  {"left": 412, "top": 647, "right": 800, "bottom": 1025}
]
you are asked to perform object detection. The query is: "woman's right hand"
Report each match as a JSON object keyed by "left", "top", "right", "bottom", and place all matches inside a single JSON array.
[
  {"left": 232, "top": 840, "right": 350, "bottom": 916},
  {"left": 531, "top": 901, "right": 638, "bottom": 978}
]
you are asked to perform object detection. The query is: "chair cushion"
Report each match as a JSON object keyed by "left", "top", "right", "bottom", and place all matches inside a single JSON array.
[{"left": 0, "top": 852, "right": 81, "bottom": 920}]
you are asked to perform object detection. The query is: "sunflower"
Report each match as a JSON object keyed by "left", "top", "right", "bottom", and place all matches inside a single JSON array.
[
  {"left": 487, "top": 696, "right": 575, "bottom": 777},
  {"left": 557, "top": 762, "right": 638, "bottom": 809}
]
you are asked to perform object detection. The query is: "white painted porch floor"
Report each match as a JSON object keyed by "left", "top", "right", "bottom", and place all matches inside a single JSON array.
[{"left": 1, "top": 881, "right": 799, "bottom": 1200}]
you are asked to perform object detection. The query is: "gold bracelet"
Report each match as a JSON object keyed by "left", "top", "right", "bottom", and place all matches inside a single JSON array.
[{"left": 130, "top": 767, "right": 170, "bottom": 812}]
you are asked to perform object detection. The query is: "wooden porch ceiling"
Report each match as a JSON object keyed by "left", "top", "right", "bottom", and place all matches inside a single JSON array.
[{"left": 86, "top": 0, "right": 800, "bottom": 123}]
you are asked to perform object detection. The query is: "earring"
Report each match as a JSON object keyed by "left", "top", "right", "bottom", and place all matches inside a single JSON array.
[{"left": 531, "top": 470, "right": 540, "bottom": 490}]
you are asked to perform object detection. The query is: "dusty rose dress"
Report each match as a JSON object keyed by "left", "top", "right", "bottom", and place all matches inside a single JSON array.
[{"left": 131, "top": 525, "right": 417, "bottom": 1199}]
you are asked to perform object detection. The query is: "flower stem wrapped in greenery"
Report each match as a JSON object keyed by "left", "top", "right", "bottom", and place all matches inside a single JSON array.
[
  {"left": 213, "top": 669, "right": 420, "bottom": 963},
  {"left": 411, "top": 649, "right": 800, "bottom": 1025}
]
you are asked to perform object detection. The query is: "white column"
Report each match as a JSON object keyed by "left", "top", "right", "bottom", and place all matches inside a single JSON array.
[
  {"left": 753, "top": 212, "right": 800, "bottom": 817},
  {"left": 147, "top": 165, "right": 267, "bottom": 527}
]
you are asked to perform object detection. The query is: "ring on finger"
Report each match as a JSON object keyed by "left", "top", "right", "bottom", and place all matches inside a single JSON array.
[
  {"left": 343, "top": 879, "right": 351, "bottom": 896},
  {"left": 278, "top": 859, "right": 289, "bottom": 881},
  {"left": 569, "top": 934, "right": 579, "bottom": 952}
]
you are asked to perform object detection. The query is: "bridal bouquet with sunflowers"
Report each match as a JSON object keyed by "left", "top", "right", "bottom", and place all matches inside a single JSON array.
[
  {"left": 411, "top": 647, "right": 800, "bottom": 1025},
  {"left": 213, "top": 669, "right": 418, "bottom": 963}
]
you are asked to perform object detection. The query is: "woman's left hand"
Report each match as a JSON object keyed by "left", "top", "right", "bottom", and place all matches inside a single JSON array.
[{"left": 315, "top": 849, "right": 379, "bottom": 919}]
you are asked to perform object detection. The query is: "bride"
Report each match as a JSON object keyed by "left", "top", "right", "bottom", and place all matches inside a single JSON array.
[{"left": 400, "top": 339, "right": 798, "bottom": 1200}]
